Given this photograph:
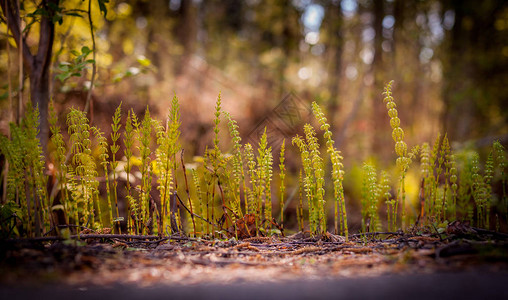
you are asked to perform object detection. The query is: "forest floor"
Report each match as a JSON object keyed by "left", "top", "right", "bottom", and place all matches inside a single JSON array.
[{"left": 1, "top": 225, "right": 508, "bottom": 299}]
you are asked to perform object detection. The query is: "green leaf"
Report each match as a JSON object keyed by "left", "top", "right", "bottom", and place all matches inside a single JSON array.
[
  {"left": 98, "top": 0, "right": 109, "bottom": 17},
  {"left": 81, "top": 46, "right": 91, "bottom": 54},
  {"left": 52, "top": 14, "right": 63, "bottom": 25},
  {"left": 57, "top": 64, "right": 69, "bottom": 72},
  {"left": 66, "top": 12, "right": 82, "bottom": 17},
  {"left": 56, "top": 73, "right": 69, "bottom": 82}
]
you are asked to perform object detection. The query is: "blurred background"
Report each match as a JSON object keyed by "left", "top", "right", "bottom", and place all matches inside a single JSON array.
[{"left": 1, "top": 0, "right": 507, "bottom": 231}]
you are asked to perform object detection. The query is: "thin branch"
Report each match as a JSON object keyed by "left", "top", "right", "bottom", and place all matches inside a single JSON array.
[
  {"left": 83, "top": 0, "right": 96, "bottom": 119},
  {"left": 7, "top": 234, "right": 195, "bottom": 243},
  {"left": 0, "top": 0, "right": 34, "bottom": 72},
  {"left": 181, "top": 150, "right": 197, "bottom": 236},
  {"left": 348, "top": 231, "right": 404, "bottom": 238},
  {"left": 36, "top": 0, "right": 58, "bottom": 77},
  {"left": 175, "top": 192, "right": 218, "bottom": 228}
]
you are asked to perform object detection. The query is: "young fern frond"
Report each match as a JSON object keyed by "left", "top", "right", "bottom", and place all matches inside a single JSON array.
[
  {"left": 279, "top": 139, "right": 286, "bottom": 225},
  {"left": 24, "top": 105, "right": 50, "bottom": 235},
  {"left": 361, "top": 163, "right": 380, "bottom": 233},
  {"left": 92, "top": 126, "right": 109, "bottom": 229},
  {"left": 493, "top": 141, "right": 507, "bottom": 220},
  {"left": 293, "top": 134, "right": 319, "bottom": 234},
  {"left": 138, "top": 107, "right": 154, "bottom": 234},
  {"left": 67, "top": 108, "right": 98, "bottom": 229},
  {"left": 312, "top": 101, "right": 347, "bottom": 237},
  {"left": 441, "top": 134, "right": 452, "bottom": 221},
  {"left": 123, "top": 109, "right": 138, "bottom": 234},
  {"left": 110, "top": 102, "right": 122, "bottom": 233},
  {"left": 245, "top": 143, "right": 257, "bottom": 216},
  {"left": 420, "top": 142, "right": 431, "bottom": 224},
  {"left": 257, "top": 129, "right": 272, "bottom": 230},
  {"left": 156, "top": 95, "right": 181, "bottom": 235},
  {"left": 224, "top": 111, "right": 244, "bottom": 221},
  {"left": 383, "top": 80, "right": 412, "bottom": 230},
  {"left": 49, "top": 102, "right": 70, "bottom": 225}
]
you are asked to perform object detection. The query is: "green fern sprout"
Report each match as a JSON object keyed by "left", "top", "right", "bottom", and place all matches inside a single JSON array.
[
  {"left": 224, "top": 111, "right": 244, "bottom": 221},
  {"left": 156, "top": 95, "right": 181, "bottom": 235},
  {"left": 212, "top": 93, "right": 222, "bottom": 173},
  {"left": 123, "top": 109, "right": 138, "bottom": 233},
  {"left": 493, "top": 141, "right": 507, "bottom": 220},
  {"left": 484, "top": 150, "right": 494, "bottom": 229},
  {"left": 312, "top": 101, "right": 347, "bottom": 237},
  {"left": 4, "top": 132, "right": 25, "bottom": 233},
  {"left": 383, "top": 80, "right": 412, "bottom": 230},
  {"left": 420, "top": 142, "right": 431, "bottom": 224},
  {"left": 244, "top": 143, "right": 256, "bottom": 216},
  {"left": 431, "top": 134, "right": 442, "bottom": 220},
  {"left": 92, "top": 126, "right": 110, "bottom": 229},
  {"left": 126, "top": 194, "right": 138, "bottom": 234},
  {"left": 379, "top": 171, "right": 393, "bottom": 231},
  {"left": 279, "top": 139, "right": 286, "bottom": 225},
  {"left": 449, "top": 154, "right": 458, "bottom": 220},
  {"left": 441, "top": 134, "right": 452, "bottom": 221},
  {"left": 138, "top": 107, "right": 154, "bottom": 234},
  {"left": 306, "top": 124, "right": 326, "bottom": 234},
  {"left": 0, "top": 116, "right": 33, "bottom": 234},
  {"left": 110, "top": 102, "right": 122, "bottom": 233},
  {"left": 470, "top": 152, "right": 487, "bottom": 228},
  {"left": 49, "top": 102, "right": 69, "bottom": 225},
  {"left": 257, "top": 130, "right": 273, "bottom": 230},
  {"left": 361, "top": 163, "right": 380, "bottom": 232},
  {"left": 67, "top": 108, "right": 98, "bottom": 229},
  {"left": 25, "top": 105, "right": 50, "bottom": 235},
  {"left": 297, "top": 169, "right": 304, "bottom": 232},
  {"left": 293, "top": 125, "right": 326, "bottom": 236}
]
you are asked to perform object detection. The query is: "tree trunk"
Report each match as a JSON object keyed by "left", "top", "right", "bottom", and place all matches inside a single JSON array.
[{"left": 325, "top": 2, "right": 344, "bottom": 130}]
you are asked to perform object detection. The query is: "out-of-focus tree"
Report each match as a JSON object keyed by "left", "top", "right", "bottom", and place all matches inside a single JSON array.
[
  {"left": 0, "top": 0, "right": 109, "bottom": 155},
  {"left": 441, "top": 0, "right": 508, "bottom": 144}
]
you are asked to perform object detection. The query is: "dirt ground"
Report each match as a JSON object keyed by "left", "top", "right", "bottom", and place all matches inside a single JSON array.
[{"left": 1, "top": 230, "right": 508, "bottom": 299}]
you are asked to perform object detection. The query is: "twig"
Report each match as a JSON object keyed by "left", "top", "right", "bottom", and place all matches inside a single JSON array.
[
  {"left": 7, "top": 234, "right": 195, "bottom": 243},
  {"left": 83, "top": 0, "right": 96, "bottom": 121},
  {"left": 348, "top": 231, "right": 404, "bottom": 238},
  {"left": 175, "top": 192, "right": 219, "bottom": 228},
  {"left": 181, "top": 150, "right": 196, "bottom": 236},
  {"left": 43, "top": 224, "right": 93, "bottom": 236},
  {"left": 471, "top": 227, "right": 508, "bottom": 239}
]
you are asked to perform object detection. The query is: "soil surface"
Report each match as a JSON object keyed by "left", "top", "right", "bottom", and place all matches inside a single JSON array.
[{"left": 2, "top": 230, "right": 508, "bottom": 299}]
